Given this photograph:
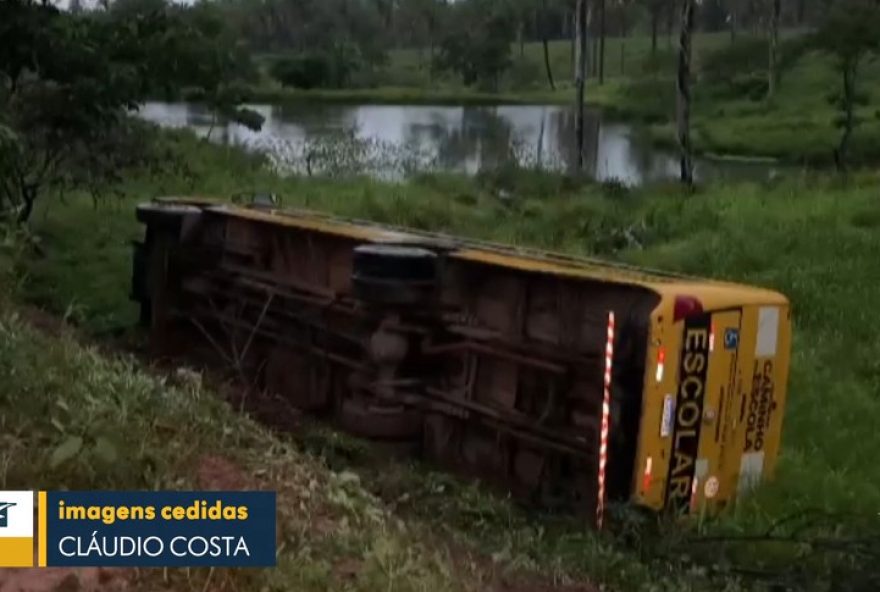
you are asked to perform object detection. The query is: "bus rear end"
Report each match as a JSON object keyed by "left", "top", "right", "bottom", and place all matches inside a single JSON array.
[{"left": 633, "top": 290, "right": 792, "bottom": 515}]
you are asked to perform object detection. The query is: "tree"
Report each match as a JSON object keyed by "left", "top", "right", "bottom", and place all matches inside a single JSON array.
[
  {"left": 598, "top": 0, "right": 609, "bottom": 84},
  {"left": 218, "top": 0, "right": 390, "bottom": 77},
  {"left": 397, "top": 0, "right": 445, "bottom": 74},
  {"left": 616, "top": 0, "right": 636, "bottom": 74},
  {"left": 813, "top": 0, "right": 880, "bottom": 170},
  {"left": 767, "top": 0, "right": 781, "bottom": 98},
  {"left": 434, "top": 0, "right": 515, "bottom": 91},
  {"left": 575, "top": 0, "right": 588, "bottom": 170},
  {"left": 676, "top": 0, "right": 696, "bottom": 186},
  {"left": 647, "top": 0, "right": 663, "bottom": 54},
  {"left": 540, "top": 0, "right": 557, "bottom": 90},
  {"left": 569, "top": 0, "right": 577, "bottom": 76},
  {"left": 169, "top": 2, "right": 264, "bottom": 133},
  {"left": 509, "top": 0, "right": 533, "bottom": 58},
  {"left": 0, "top": 0, "right": 262, "bottom": 223},
  {"left": 729, "top": 0, "right": 738, "bottom": 42},
  {"left": 0, "top": 0, "right": 146, "bottom": 222}
]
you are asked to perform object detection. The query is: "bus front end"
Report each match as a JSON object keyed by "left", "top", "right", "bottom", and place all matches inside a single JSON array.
[{"left": 632, "top": 290, "right": 792, "bottom": 515}]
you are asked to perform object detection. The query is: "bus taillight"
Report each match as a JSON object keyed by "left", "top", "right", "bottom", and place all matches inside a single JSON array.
[
  {"left": 673, "top": 295, "right": 704, "bottom": 322},
  {"left": 655, "top": 347, "right": 666, "bottom": 382}
]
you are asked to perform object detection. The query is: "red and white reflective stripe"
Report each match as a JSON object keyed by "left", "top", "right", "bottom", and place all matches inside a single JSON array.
[{"left": 596, "top": 311, "right": 615, "bottom": 529}]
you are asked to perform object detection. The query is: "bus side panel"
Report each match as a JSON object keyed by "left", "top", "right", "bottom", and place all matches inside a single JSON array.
[
  {"left": 762, "top": 305, "right": 791, "bottom": 481},
  {"left": 692, "top": 310, "right": 742, "bottom": 512},
  {"left": 634, "top": 301, "right": 792, "bottom": 514},
  {"left": 630, "top": 309, "right": 672, "bottom": 511},
  {"left": 725, "top": 304, "right": 791, "bottom": 501}
]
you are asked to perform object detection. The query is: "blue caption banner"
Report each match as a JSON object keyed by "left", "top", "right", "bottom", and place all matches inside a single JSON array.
[{"left": 45, "top": 491, "right": 276, "bottom": 567}]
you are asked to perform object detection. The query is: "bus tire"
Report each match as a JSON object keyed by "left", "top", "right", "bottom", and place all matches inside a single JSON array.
[{"left": 337, "top": 398, "right": 423, "bottom": 441}]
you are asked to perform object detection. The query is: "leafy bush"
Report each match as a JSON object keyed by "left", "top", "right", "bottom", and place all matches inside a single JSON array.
[
  {"left": 639, "top": 48, "right": 676, "bottom": 76},
  {"left": 269, "top": 47, "right": 365, "bottom": 89},
  {"left": 617, "top": 77, "right": 675, "bottom": 122},
  {"left": 269, "top": 54, "right": 333, "bottom": 89},
  {"left": 700, "top": 35, "right": 811, "bottom": 97},
  {"left": 728, "top": 72, "right": 769, "bottom": 100},
  {"left": 433, "top": 0, "right": 515, "bottom": 91},
  {"left": 700, "top": 38, "right": 769, "bottom": 84},
  {"left": 504, "top": 59, "right": 543, "bottom": 90},
  {"left": 0, "top": 0, "right": 259, "bottom": 223},
  {"left": 475, "top": 163, "right": 584, "bottom": 199}
]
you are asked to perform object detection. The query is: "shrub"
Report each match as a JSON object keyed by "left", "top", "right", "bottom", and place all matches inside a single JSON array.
[
  {"left": 269, "top": 54, "right": 333, "bottom": 89},
  {"left": 639, "top": 48, "right": 676, "bottom": 77},
  {"left": 700, "top": 38, "right": 769, "bottom": 84},
  {"left": 270, "top": 46, "right": 367, "bottom": 89},
  {"left": 504, "top": 59, "right": 543, "bottom": 91},
  {"left": 618, "top": 77, "right": 675, "bottom": 122},
  {"left": 700, "top": 35, "right": 811, "bottom": 96},
  {"left": 728, "top": 72, "right": 769, "bottom": 100}
]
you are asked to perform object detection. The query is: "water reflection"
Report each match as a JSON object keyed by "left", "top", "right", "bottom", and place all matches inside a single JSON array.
[{"left": 138, "top": 102, "right": 778, "bottom": 185}]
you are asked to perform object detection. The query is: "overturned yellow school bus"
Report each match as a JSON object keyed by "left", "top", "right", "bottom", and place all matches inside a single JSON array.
[{"left": 131, "top": 196, "right": 791, "bottom": 526}]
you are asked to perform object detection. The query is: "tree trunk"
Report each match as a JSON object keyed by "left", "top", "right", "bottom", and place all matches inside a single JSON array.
[
  {"left": 667, "top": 0, "right": 675, "bottom": 47},
  {"left": 676, "top": 0, "right": 695, "bottom": 186},
  {"left": 542, "top": 38, "right": 556, "bottom": 90},
  {"left": 651, "top": 8, "right": 659, "bottom": 55},
  {"left": 428, "top": 37, "right": 434, "bottom": 83},
  {"left": 519, "top": 24, "right": 525, "bottom": 58},
  {"left": 570, "top": 10, "right": 576, "bottom": 79},
  {"left": 575, "top": 0, "right": 588, "bottom": 171},
  {"left": 591, "top": 37, "right": 598, "bottom": 77},
  {"left": 836, "top": 63, "right": 857, "bottom": 172},
  {"left": 17, "top": 185, "right": 37, "bottom": 225},
  {"left": 541, "top": 0, "right": 556, "bottom": 90},
  {"left": 598, "top": 0, "right": 606, "bottom": 84},
  {"left": 729, "top": 0, "right": 737, "bottom": 42},
  {"left": 537, "top": 108, "right": 546, "bottom": 165},
  {"left": 767, "top": 0, "right": 780, "bottom": 98},
  {"left": 207, "top": 111, "right": 217, "bottom": 141},
  {"left": 427, "top": 15, "right": 436, "bottom": 83}
]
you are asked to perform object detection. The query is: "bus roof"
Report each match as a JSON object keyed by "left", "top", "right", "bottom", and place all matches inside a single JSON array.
[{"left": 153, "top": 197, "right": 787, "bottom": 306}]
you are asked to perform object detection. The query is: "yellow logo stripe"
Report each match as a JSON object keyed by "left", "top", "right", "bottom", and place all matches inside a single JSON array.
[{"left": 38, "top": 490, "right": 47, "bottom": 567}]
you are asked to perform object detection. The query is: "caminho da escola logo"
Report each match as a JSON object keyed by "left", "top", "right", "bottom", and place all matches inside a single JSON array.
[{"left": 0, "top": 502, "right": 16, "bottom": 527}]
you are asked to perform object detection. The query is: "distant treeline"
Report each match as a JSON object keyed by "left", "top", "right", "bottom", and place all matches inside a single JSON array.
[{"left": 214, "top": 0, "right": 829, "bottom": 56}]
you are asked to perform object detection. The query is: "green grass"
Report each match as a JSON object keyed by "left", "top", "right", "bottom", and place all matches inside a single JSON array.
[
  {"left": 248, "top": 85, "right": 577, "bottom": 106},
  {"left": 9, "top": 131, "right": 880, "bottom": 589}
]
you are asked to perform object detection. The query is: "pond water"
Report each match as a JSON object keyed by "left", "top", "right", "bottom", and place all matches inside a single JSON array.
[{"left": 139, "top": 101, "right": 779, "bottom": 185}]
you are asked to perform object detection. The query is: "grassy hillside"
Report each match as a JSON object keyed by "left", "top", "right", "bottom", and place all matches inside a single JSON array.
[
  {"left": 0, "top": 258, "right": 479, "bottom": 592},
  {"left": 7, "top": 131, "right": 880, "bottom": 589}
]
